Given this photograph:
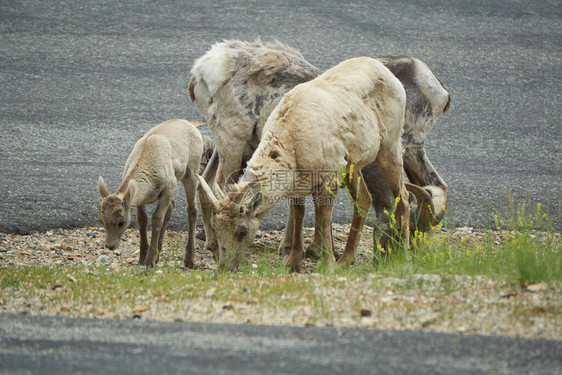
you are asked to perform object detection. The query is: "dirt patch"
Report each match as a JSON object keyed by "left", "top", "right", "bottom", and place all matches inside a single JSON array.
[{"left": 1, "top": 225, "right": 560, "bottom": 339}]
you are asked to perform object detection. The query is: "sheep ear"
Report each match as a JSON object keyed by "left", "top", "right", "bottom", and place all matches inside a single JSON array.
[
  {"left": 188, "top": 76, "right": 196, "bottom": 102},
  {"left": 248, "top": 191, "right": 263, "bottom": 214},
  {"left": 98, "top": 177, "right": 110, "bottom": 198},
  {"left": 123, "top": 180, "right": 136, "bottom": 207},
  {"left": 424, "top": 186, "right": 447, "bottom": 224},
  {"left": 405, "top": 182, "right": 433, "bottom": 232},
  {"left": 232, "top": 183, "right": 252, "bottom": 205}
]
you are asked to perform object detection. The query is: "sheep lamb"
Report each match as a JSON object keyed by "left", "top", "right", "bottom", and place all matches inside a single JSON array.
[{"left": 97, "top": 119, "right": 203, "bottom": 268}]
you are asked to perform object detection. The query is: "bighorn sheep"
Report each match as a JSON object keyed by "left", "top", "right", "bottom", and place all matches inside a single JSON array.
[
  {"left": 198, "top": 57, "right": 410, "bottom": 271},
  {"left": 97, "top": 119, "right": 203, "bottom": 268},
  {"left": 189, "top": 40, "right": 320, "bottom": 253},
  {"left": 189, "top": 40, "right": 449, "bottom": 258}
]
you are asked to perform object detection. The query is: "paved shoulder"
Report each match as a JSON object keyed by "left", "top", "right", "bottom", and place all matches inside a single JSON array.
[{"left": 0, "top": 314, "right": 560, "bottom": 375}]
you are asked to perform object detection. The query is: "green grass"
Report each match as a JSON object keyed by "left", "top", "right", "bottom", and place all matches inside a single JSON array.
[
  {"left": 373, "top": 228, "right": 561, "bottom": 285},
  {"left": 3, "top": 221, "right": 557, "bottom": 314},
  {"left": 1, "top": 195, "right": 560, "bottom": 321},
  {"left": 370, "top": 194, "right": 561, "bottom": 286}
]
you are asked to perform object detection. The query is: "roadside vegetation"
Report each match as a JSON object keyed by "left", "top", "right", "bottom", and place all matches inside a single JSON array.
[{"left": 1, "top": 195, "right": 560, "bottom": 338}]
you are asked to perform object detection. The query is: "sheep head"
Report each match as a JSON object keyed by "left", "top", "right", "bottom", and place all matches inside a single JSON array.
[
  {"left": 406, "top": 183, "right": 447, "bottom": 233},
  {"left": 97, "top": 177, "right": 136, "bottom": 250},
  {"left": 197, "top": 175, "right": 263, "bottom": 271}
]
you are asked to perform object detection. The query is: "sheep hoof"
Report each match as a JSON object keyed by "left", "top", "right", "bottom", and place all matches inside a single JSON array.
[
  {"left": 304, "top": 245, "right": 321, "bottom": 260},
  {"left": 280, "top": 245, "right": 292, "bottom": 256},
  {"left": 183, "top": 258, "right": 195, "bottom": 269},
  {"left": 284, "top": 257, "right": 301, "bottom": 273},
  {"left": 288, "top": 264, "right": 301, "bottom": 273},
  {"left": 196, "top": 230, "right": 206, "bottom": 241},
  {"left": 143, "top": 252, "right": 158, "bottom": 268},
  {"left": 336, "top": 255, "right": 354, "bottom": 268}
]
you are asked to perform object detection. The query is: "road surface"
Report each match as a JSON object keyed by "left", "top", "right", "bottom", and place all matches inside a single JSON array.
[
  {"left": 1, "top": 313, "right": 561, "bottom": 375},
  {"left": 0, "top": 0, "right": 560, "bottom": 234}
]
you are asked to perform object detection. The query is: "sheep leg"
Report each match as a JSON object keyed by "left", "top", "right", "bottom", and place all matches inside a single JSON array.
[
  {"left": 137, "top": 205, "right": 149, "bottom": 265},
  {"left": 216, "top": 148, "right": 244, "bottom": 188},
  {"left": 156, "top": 200, "right": 175, "bottom": 262},
  {"left": 144, "top": 192, "right": 174, "bottom": 268},
  {"left": 200, "top": 150, "right": 219, "bottom": 258},
  {"left": 305, "top": 194, "right": 325, "bottom": 260},
  {"left": 361, "top": 161, "right": 394, "bottom": 256},
  {"left": 338, "top": 170, "right": 372, "bottom": 267},
  {"left": 182, "top": 175, "right": 199, "bottom": 269},
  {"left": 376, "top": 148, "right": 411, "bottom": 256},
  {"left": 315, "top": 190, "right": 336, "bottom": 268},
  {"left": 285, "top": 200, "right": 305, "bottom": 272},
  {"left": 280, "top": 203, "right": 295, "bottom": 256},
  {"left": 199, "top": 191, "right": 218, "bottom": 259}
]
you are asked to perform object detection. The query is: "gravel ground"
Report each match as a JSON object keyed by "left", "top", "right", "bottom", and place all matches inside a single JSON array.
[{"left": 0, "top": 225, "right": 560, "bottom": 340}]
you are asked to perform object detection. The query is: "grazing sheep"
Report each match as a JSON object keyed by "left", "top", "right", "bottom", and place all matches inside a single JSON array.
[
  {"left": 362, "top": 56, "right": 449, "bottom": 251},
  {"left": 198, "top": 57, "right": 409, "bottom": 271},
  {"left": 189, "top": 40, "right": 450, "bottom": 258},
  {"left": 189, "top": 40, "right": 321, "bottom": 252},
  {"left": 97, "top": 119, "right": 203, "bottom": 268}
]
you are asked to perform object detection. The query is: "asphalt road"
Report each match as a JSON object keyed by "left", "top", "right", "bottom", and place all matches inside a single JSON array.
[
  {"left": 1, "top": 2, "right": 561, "bottom": 371},
  {"left": 1, "top": 0, "right": 560, "bottom": 234},
  {"left": 1, "top": 313, "right": 561, "bottom": 375}
]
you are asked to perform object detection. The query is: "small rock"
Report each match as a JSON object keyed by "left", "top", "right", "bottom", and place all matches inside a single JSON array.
[
  {"left": 222, "top": 304, "right": 234, "bottom": 310},
  {"left": 51, "top": 283, "right": 63, "bottom": 291},
  {"left": 501, "top": 291, "right": 518, "bottom": 299},
  {"left": 132, "top": 314, "right": 142, "bottom": 319},
  {"left": 360, "top": 308, "right": 372, "bottom": 317},
  {"left": 56, "top": 250, "right": 65, "bottom": 256},
  {"left": 68, "top": 276, "right": 77, "bottom": 283},
  {"left": 251, "top": 263, "right": 258, "bottom": 269},
  {"left": 96, "top": 255, "right": 110, "bottom": 265},
  {"left": 526, "top": 282, "right": 549, "bottom": 292},
  {"left": 422, "top": 317, "right": 438, "bottom": 328},
  {"left": 0, "top": 249, "right": 8, "bottom": 253},
  {"left": 60, "top": 306, "right": 71, "bottom": 314},
  {"left": 113, "top": 250, "right": 121, "bottom": 256},
  {"left": 242, "top": 286, "right": 250, "bottom": 293},
  {"left": 86, "top": 232, "right": 97, "bottom": 238},
  {"left": 132, "top": 305, "right": 150, "bottom": 313}
]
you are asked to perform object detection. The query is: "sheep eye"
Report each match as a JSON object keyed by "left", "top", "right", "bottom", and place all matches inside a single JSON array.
[{"left": 118, "top": 221, "right": 125, "bottom": 228}]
